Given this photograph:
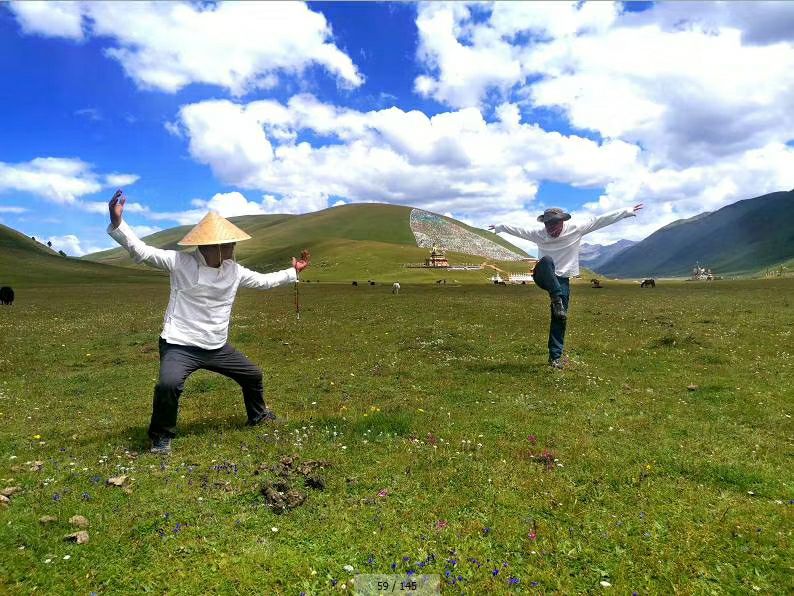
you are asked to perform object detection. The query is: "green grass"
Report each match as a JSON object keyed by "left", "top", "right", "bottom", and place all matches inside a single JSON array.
[{"left": 1, "top": 278, "right": 792, "bottom": 594}]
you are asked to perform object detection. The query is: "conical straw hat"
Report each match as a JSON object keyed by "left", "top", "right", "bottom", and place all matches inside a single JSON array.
[{"left": 178, "top": 211, "right": 252, "bottom": 246}]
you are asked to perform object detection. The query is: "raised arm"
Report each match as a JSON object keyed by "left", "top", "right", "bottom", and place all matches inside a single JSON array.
[
  {"left": 488, "top": 223, "right": 544, "bottom": 243},
  {"left": 238, "top": 265, "right": 298, "bottom": 290},
  {"left": 577, "top": 204, "right": 643, "bottom": 236},
  {"left": 107, "top": 190, "right": 178, "bottom": 271},
  {"left": 238, "top": 251, "right": 309, "bottom": 290}
]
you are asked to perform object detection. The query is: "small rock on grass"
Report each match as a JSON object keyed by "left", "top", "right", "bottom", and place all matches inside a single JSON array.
[
  {"left": 69, "top": 515, "right": 89, "bottom": 528},
  {"left": 687, "top": 384, "right": 699, "bottom": 391},
  {"left": 0, "top": 495, "right": 10, "bottom": 507},
  {"left": 64, "top": 531, "right": 89, "bottom": 545},
  {"left": 106, "top": 475, "right": 128, "bottom": 487},
  {"left": 39, "top": 515, "right": 57, "bottom": 524},
  {"left": 1, "top": 486, "right": 22, "bottom": 497}
]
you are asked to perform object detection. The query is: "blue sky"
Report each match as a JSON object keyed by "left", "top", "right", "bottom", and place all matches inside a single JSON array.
[{"left": 1, "top": 2, "right": 793, "bottom": 255}]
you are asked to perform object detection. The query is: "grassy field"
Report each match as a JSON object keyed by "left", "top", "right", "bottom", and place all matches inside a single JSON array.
[{"left": 1, "top": 277, "right": 792, "bottom": 594}]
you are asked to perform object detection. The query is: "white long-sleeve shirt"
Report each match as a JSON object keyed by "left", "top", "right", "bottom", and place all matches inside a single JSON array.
[
  {"left": 108, "top": 220, "right": 297, "bottom": 349},
  {"left": 494, "top": 208, "right": 636, "bottom": 278}
]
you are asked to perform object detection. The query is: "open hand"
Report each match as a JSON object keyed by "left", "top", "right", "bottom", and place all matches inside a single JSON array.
[
  {"left": 633, "top": 203, "right": 644, "bottom": 213},
  {"left": 292, "top": 249, "right": 310, "bottom": 273},
  {"left": 109, "top": 189, "right": 126, "bottom": 228}
]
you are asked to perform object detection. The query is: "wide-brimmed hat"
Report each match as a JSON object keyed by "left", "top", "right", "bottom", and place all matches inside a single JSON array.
[
  {"left": 537, "top": 207, "right": 571, "bottom": 223},
  {"left": 177, "top": 211, "right": 252, "bottom": 246}
]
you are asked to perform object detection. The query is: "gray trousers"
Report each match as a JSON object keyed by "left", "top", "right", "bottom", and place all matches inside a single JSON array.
[{"left": 149, "top": 337, "right": 268, "bottom": 439}]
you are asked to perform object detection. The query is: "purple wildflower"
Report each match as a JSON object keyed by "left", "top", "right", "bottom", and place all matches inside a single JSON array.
[
  {"left": 531, "top": 581, "right": 539, "bottom": 587},
  {"left": 492, "top": 569, "right": 500, "bottom": 577},
  {"left": 509, "top": 577, "right": 520, "bottom": 585},
  {"left": 52, "top": 493, "right": 61, "bottom": 502},
  {"left": 483, "top": 527, "right": 491, "bottom": 535},
  {"left": 82, "top": 492, "right": 91, "bottom": 501}
]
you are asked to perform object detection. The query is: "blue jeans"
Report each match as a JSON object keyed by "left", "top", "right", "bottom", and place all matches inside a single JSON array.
[{"left": 532, "top": 256, "right": 570, "bottom": 360}]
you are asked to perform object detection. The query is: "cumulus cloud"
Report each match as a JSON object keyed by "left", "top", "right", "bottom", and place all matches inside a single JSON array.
[
  {"left": 47, "top": 234, "right": 112, "bottom": 257},
  {"left": 8, "top": 1, "right": 363, "bottom": 94},
  {"left": 414, "top": 2, "right": 794, "bottom": 167},
  {"left": 9, "top": 0, "right": 85, "bottom": 40},
  {"left": 0, "top": 157, "right": 139, "bottom": 207},
  {"left": 174, "top": 94, "right": 640, "bottom": 219},
  {"left": 147, "top": 191, "right": 283, "bottom": 225},
  {"left": 408, "top": 1, "right": 794, "bottom": 245}
]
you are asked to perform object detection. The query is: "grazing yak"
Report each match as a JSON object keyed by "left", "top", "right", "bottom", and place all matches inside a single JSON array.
[
  {"left": 590, "top": 279, "right": 603, "bottom": 288},
  {"left": 392, "top": 282, "right": 401, "bottom": 294},
  {"left": 368, "top": 280, "right": 376, "bottom": 286},
  {"left": 352, "top": 281, "right": 358, "bottom": 286},
  {"left": 640, "top": 278, "right": 656, "bottom": 288},
  {"left": 0, "top": 286, "right": 14, "bottom": 305}
]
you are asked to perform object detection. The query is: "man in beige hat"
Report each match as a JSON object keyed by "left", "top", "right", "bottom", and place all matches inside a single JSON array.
[
  {"left": 107, "top": 190, "right": 309, "bottom": 454},
  {"left": 490, "top": 204, "right": 642, "bottom": 369}
]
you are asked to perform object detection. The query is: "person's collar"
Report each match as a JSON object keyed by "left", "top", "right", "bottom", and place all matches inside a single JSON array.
[{"left": 195, "top": 248, "right": 209, "bottom": 266}]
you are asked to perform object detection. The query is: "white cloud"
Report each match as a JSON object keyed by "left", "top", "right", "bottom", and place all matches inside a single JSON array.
[
  {"left": 129, "top": 224, "right": 162, "bottom": 237},
  {"left": 408, "top": 1, "right": 794, "bottom": 244},
  {"left": 148, "top": 191, "right": 274, "bottom": 225},
  {"left": 74, "top": 107, "right": 102, "bottom": 121},
  {"left": 174, "top": 94, "right": 640, "bottom": 219},
  {"left": 0, "top": 157, "right": 140, "bottom": 208},
  {"left": 9, "top": 0, "right": 85, "bottom": 40},
  {"left": 47, "top": 234, "right": 112, "bottom": 257},
  {"left": 0, "top": 205, "right": 28, "bottom": 214},
  {"left": 9, "top": 1, "right": 363, "bottom": 94},
  {"left": 414, "top": 2, "right": 794, "bottom": 167}
]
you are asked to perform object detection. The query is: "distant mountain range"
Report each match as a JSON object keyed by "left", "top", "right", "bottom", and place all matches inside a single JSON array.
[
  {"left": 580, "top": 239, "right": 637, "bottom": 271},
  {"left": 596, "top": 190, "right": 794, "bottom": 278}
]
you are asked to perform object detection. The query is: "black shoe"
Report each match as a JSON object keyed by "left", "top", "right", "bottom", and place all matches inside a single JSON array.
[
  {"left": 150, "top": 435, "right": 172, "bottom": 455},
  {"left": 247, "top": 409, "right": 277, "bottom": 426},
  {"left": 551, "top": 297, "right": 567, "bottom": 320}
]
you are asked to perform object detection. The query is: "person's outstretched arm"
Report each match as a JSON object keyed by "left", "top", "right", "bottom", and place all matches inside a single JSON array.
[
  {"left": 577, "top": 204, "right": 643, "bottom": 236},
  {"left": 238, "top": 255, "right": 309, "bottom": 290},
  {"left": 106, "top": 190, "right": 178, "bottom": 271},
  {"left": 488, "top": 222, "right": 544, "bottom": 242}
]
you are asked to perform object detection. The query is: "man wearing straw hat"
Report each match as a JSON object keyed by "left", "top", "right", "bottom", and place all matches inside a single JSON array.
[
  {"left": 107, "top": 190, "right": 309, "bottom": 454},
  {"left": 490, "top": 204, "right": 642, "bottom": 369}
]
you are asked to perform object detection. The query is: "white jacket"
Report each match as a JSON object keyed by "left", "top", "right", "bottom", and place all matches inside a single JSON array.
[
  {"left": 108, "top": 220, "right": 297, "bottom": 349},
  {"left": 494, "top": 208, "right": 635, "bottom": 278}
]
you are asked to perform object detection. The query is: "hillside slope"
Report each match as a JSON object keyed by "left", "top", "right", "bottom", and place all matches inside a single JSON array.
[
  {"left": 597, "top": 191, "right": 794, "bottom": 277},
  {"left": 86, "top": 203, "right": 532, "bottom": 282},
  {"left": 0, "top": 223, "right": 162, "bottom": 287}
]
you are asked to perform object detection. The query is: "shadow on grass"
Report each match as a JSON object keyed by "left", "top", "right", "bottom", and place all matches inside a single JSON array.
[{"left": 79, "top": 414, "right": 267, "bottom": 451}]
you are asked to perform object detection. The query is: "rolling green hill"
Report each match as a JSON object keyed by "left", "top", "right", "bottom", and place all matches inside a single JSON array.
[
  {"left": 597, "top": 190, "right": 794, "bottom": 278},
  {"left": 0, "top": 223, "right": 162, "bottom": 287},
  {"left": 86, "top": 203, "right": 533, "bottom": 283}
]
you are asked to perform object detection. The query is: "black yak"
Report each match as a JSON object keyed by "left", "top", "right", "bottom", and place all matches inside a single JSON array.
[
  {"left": 0, "top": 286, "right": 14, "bottom": 305},
  {"left": 352, "top": 281, "right": 358, "bottom": 286},
  {"left": 640, "top": 278, "right": 656, "bottom": 288}
]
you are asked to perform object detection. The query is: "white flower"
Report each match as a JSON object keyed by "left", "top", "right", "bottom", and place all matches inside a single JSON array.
[
  {"left": 344, "top": 564, "right": 355, "bottom": 573},
  {"left": 271, "top": 527, "right": 279, "bottom": 533}
]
